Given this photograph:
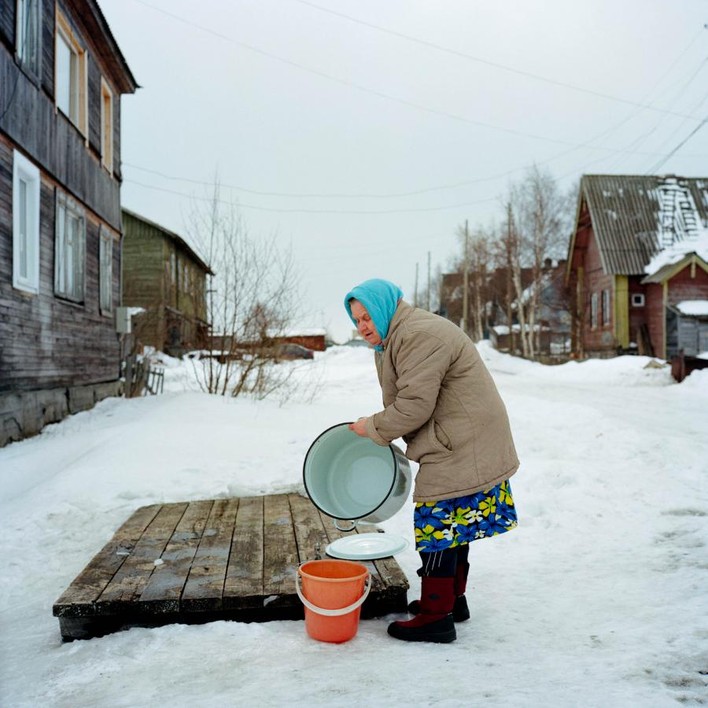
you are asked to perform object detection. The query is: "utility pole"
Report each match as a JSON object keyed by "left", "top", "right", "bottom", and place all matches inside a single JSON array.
[{"left": 462, "top": 220, "right": 469, "bottom": 335}]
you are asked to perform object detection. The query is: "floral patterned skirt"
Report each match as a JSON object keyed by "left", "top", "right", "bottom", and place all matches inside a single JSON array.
[{"left": 414, "top": 479, "right": 518, "bottom": 552}]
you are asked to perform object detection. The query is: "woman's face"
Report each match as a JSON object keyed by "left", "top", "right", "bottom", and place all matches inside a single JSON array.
[{"left": 350, "top": 300, "right": 382, "bottom": 346}]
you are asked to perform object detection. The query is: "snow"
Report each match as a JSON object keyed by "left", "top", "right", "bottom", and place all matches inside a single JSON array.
[
  {"left": 676, "top": 300, "right": 708, "bottom": 317},
  {"left": 1, "top": 343, "right": 708, "bottom": 707},
  {"left": 644, "top": 221, "right": 708, "bottom": 276}
]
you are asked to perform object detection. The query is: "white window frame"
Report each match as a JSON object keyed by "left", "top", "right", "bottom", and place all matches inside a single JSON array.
[
  {"left": 17, "top": 0, "right": 42, "bottom": 77},
  {"left": 54, "top": 191, "right": 86, "bottom": 303},
  {"left": 631, "top": 293, "right": 645, "bottom": 308},
  {"left": 55, "top": 10, "right": 87, "bottom": 135},
  {"left": 99, "top": 226, "right": 113, "bottom": 314},
  {"left": 170, "top": 251, "right": 177, "bottom": 287},
  {"left": 590, "top": 292, "right": 599, "bottom": 329},
  {"left": 602, "top": 289, "right": 611, "bottom": 327},
  {"left": 100, "top": 78, "right": 114, "bottom": 171},
  {"left": 12, "top": 150, "right": 41, "bottom": 294}
]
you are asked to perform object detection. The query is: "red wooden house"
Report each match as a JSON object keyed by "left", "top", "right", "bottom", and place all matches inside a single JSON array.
[{"left": 566, "top": 175, "right": 708, "bottom": 361}]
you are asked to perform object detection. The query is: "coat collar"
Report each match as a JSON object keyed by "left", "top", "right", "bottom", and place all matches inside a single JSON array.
[{"left": 382, "top": 300, "right": 414, "bottom": 349}]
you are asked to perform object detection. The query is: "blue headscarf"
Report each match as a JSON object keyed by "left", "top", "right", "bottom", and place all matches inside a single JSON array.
[{"left": 344, "top": 279, "right": 404, "bottom": 351}]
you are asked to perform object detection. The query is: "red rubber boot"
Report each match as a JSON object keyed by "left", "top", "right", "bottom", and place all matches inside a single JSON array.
[
  {"left": 388, "top": 576, "right": 456, "bottom": 643},
  {"left": 453, "top": 553, "right": 471, "bottom": 622},
  {"left": 407, "top": 555, "right": 470, "bottom": 622}
]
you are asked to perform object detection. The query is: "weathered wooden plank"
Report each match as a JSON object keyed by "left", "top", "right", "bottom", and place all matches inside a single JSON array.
[
  {"left": 223, "top": 496, "right": 264, "bottom": 609},
  {"left": 371, "top": 544, "right": 410, "bottom": 590},
  {"left": 95, "top": 502, "right": 189, "bottom": 609},
  {"left": 289, "top": 492, "right": 329, "bottom": 562},
  {"left": 53, "top": 503, "right": 162, "bottom": 614},
  {"left": 138, "top": 499, "right": 214, "bottom": 612},
  {"left": 181, "top": 498, "right": 240, "bottom": 611},
  {"left": 263, "top": 494, "right": 298, "bottom": 599}
]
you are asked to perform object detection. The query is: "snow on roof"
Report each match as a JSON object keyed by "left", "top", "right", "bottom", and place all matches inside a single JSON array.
[
  {"left": 676, "top": 300, "right": 708, "bottom": 316},
  {"left": 644, "top": 216, "right": 708, "bottom": 275},
  {"left": 279, "top": 327, "right": 327, "bottom": 337}
]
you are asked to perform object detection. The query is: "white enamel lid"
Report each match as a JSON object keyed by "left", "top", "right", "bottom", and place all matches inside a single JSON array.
[{"left": 325, "top": 532, "right": 408, "bottom": 560}]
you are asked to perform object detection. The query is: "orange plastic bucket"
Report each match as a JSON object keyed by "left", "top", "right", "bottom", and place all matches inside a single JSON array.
[{"left": 296, "top": 559, "right": 371, "bottom": 643}]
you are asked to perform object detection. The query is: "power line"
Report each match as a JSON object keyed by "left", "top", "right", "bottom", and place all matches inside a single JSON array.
[
  {"left": 124, "top": 103, "right": 707, "bottom": 203},
  {"left": 128, "top": 0, "right": 705, "bottom": 148},
  {"left": 125, "top": 178, "right": 499, "bottom": 214},
  {"left": 290, "top": 0, "right": 705, "bottom": 122},
  {"left": 118, "top": 2, "right": 708, "bottom": 208},
  {"left": 646, "top": 114, "right": 708, "bottom": 173}
]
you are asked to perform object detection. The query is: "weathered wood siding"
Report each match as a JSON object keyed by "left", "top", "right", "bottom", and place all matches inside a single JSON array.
[
  {"left": 0, "top": 0, "right": 135, "bottom": 409},
  {"left": 0, "top": 3, "right": 14, "bottom": 47},
  {"left": 0, "top": 137, "right": 122, "bottom": 393},
  {"left": 580, "top": 227, "right": 616, "bottom": 356},
  {"left": 122, "top": 217, "right": 167, "bottom": 307},
  {"left": 666, "top": 261, "right": 708, "bottom": 307},
  {"left": 122, "top": 211, "right": 210, "bottom": 352},
  {"left": 665, "top": 262, "right": 708, "bottom": 358},
  {"left": 0, "top": 5, "right": 122, "bottom": 228}
]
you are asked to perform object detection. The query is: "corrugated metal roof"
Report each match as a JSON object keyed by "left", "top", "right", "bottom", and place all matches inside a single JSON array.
[
  {"left": 581, "top": 175, "right": 708, "bottom": 275},
  {"left": 122, "top": 208, "right": 214, "bottom": 275}
]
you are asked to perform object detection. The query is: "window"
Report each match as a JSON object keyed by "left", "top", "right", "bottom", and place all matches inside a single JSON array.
[
  {"left": 590, "top": 292, "right": 599, "bottom": 329},
  {"left": 55, "top": 11, "right": 87, "bottom": 134},
  {"left": 170, "top": 251, "right": 177, "bottom": 286},
  {"left": 12, "top": 150, "right": 41, "bottom": 294},
  {"left": 17, "top": 0, "right": 41, "bottom": 76},
  {"left": 99, "top": 227, "right": 113, "bottom": 313},
  {"left": 631, "top": 293, "right": 645, "bottom": 307},
  {"left": 55, "top": 192, "right": 85, "bottom": 302},
  {"left": 182, "top": 261, "right": 190, "bottom": 294},
  {"left": 602, "top": 289, "right": 611, "bottom": 326},
  {"left": 100, "top": 79, "right": 114, "bottom": 171}
]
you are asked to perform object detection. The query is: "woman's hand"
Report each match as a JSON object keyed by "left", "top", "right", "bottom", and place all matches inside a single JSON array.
[{"left": 348, "top": 417, "right": 369, "bottom": 437}]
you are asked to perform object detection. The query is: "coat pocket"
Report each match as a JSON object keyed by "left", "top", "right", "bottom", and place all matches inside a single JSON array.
[
  {"left": 432, "top": 420, "right": 452, "bottom": 452},
  {"left": 405, "top": 419, "right": 452, "bottom": 462}
]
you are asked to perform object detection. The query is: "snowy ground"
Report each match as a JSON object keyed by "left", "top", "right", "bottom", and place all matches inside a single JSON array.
[{"left": 1, "top": 343, "right": 707, "bottom": 707}]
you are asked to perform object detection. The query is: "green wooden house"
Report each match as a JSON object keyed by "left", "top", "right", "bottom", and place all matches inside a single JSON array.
[{"left": 121, "top": 209, "right": 213, "bottom": 356}]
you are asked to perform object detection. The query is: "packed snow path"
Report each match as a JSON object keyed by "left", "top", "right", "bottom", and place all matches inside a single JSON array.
[{"left": 1, "top": 344, "right": 706, "bottom": 706}]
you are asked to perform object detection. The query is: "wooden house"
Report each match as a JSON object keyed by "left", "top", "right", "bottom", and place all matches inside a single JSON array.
[
  {"left": 566, "top": 175, "right": 708, "bottom": 360},
  {"left": 121, "top": 209, "right": 213, "bottom": 357},
  {"left": 441, "top": 268, "right": 524, "bottom": 334},
  {"left": 0, "top": 0, "right": 137, "bottom": 446},
  {"left": 440, "top": 261, "right": 570, "bottom": 357},
  {"left": 274, "top": 328, "right": 326, "bottom": 352}
]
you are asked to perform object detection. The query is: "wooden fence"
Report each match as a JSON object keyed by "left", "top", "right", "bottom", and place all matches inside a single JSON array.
[{"left": 123, "top": 356, "right": 165, "bottom": 398}]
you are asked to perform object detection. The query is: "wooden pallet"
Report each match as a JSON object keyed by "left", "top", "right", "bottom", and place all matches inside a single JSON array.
[{"left": 53, "top": 493, "right": 410, "bottom": 641}]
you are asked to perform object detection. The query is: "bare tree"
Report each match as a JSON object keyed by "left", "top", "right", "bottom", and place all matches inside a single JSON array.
[
  {"left": 185, "top": 181, "right": 304, "bottom": 400},
  {"left": 504, "top": 165, "right": 569, "bottom": 359}
]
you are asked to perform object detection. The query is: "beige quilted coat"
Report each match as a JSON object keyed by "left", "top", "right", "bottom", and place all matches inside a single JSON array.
[{"left": 363, "top": 301, "right": 519, "bottom": 502}]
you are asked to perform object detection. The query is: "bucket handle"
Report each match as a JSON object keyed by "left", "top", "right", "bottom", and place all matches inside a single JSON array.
[
  {"left": 334, "top": 519, "right": 357, "bottom": 532},
  {"left": 296, "top": 572, "right": 371, "bottom": 617}
]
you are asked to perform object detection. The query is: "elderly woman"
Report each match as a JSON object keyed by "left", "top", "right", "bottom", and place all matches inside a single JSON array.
[{"left": 345, "top": 278, "right": 519, "bottom": 643}]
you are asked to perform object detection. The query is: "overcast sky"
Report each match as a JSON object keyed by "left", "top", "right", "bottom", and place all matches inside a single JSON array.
[{"left": 99, "top": 0, "right": 708, "bottom": 342}]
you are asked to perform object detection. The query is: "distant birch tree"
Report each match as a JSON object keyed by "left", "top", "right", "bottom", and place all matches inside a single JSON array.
[
  {"left": 503, "top": 165, "right": 570, "bottom": 359},
  {"left": 453, "top": 223, "right": 493, "bottom": 342}
]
